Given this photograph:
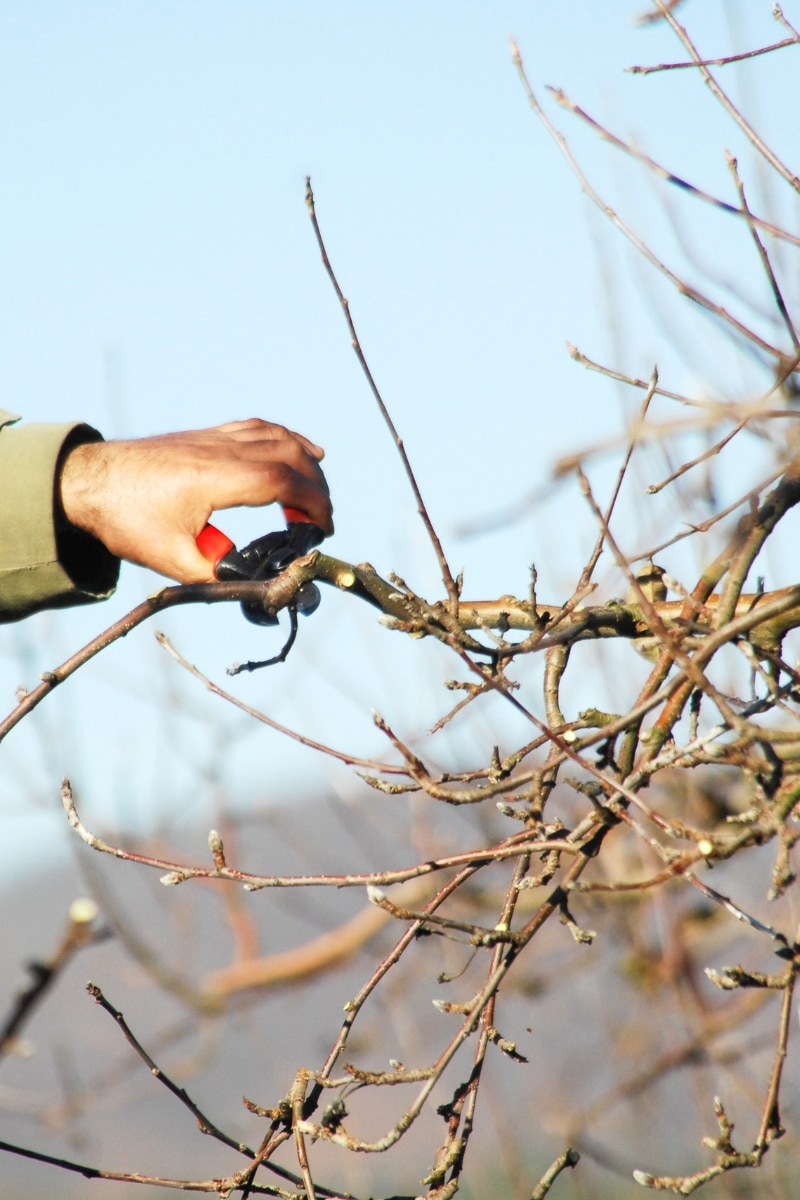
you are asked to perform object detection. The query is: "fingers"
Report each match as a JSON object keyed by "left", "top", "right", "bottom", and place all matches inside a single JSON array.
[
  {"left": 203, "top": 422, "right": 333, "bottom": 533},
  {"left": 201, "top": 445, "right": 333, "bottom": 534},
  {"left": 214, "top": 418, "right": 325, "bottom": 461},
  {"left": 228, "top": 460, "right": 333, "bottom": 535}
]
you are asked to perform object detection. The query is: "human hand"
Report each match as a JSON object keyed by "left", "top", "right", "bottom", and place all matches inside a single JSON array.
[{"left": 59, "top": 418, "right": 333, "bottom": 583}]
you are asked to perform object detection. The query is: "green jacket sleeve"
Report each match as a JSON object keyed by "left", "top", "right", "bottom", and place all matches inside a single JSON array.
[{"left": 0, "top": 410, "right": 120, "bottom": 622}]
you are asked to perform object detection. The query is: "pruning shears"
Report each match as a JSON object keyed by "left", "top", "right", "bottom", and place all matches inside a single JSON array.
[{"left": 196, "top": 506, "right": 326, "bottom": 626}]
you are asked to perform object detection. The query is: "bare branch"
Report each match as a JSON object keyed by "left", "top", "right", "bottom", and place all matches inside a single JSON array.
[
  {"left": 511, "top": 42, "right": 787, "bottom": 359},
  {"left": 656, "top": 0, "right": 800, "bottom": 194},
  {"left": 628, "top": 37, "right": 800, "bottom": 76},
  {"left": 549, "top": 89, "right": 800, "bottom": 247},
  {"left": 305, "top": 177, "right": 461, "bottom": 611}
]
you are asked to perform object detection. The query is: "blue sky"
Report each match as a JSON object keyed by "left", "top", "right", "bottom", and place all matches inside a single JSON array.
[{"left": 1, "top": 2, "right": 798, "bottom": 871}]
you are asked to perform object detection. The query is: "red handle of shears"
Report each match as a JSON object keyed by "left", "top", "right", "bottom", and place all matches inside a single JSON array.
[
  {"left": 281, "top": 507, "right": 317, "bottom": 526},
  {"left": 196, "top": 508, "right": 318, "bottom": 569},
  {"left": 196, "top": 522, "right": 235, "bottom": 568}
]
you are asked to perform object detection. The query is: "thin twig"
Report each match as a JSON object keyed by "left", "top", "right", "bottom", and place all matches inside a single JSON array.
[
  {"left": 530, "top": 1148, "right": 581, "bottom": 1199},
  {"left": 511, "top": 41, "right": 785, "bottom": 360},
  {"left": 86, "top": 983, "right": 258, "bottom": 1159},
  {"left": 577, "top": 367, "right": 660, "bottom": 587},
  {"left": 631, "top": 465, "right": 785, "bottom": 561},
  {"left": 726, "top": 153, "right": 800, "bottom": 353},
  {"left": 0, "top": 1140, "right": 291, "bottom": 1195},
  {"left": 645, "top": 419, "right": 748, "bottom": 495},
  {"left": 628, "top": 36, "right": 800, "bottom": 75},
  {"left": 549, "top": 89, "right": 800, "bottom": 247},
  {"left": 156, "top": 631, "right": 405, "bottom": 774},
  {"left": 656, "top": 0, "right": 800, "bottom": 194},
  {"left": 227, "top": 607, "right": 300, "bottom": 674},
  {"left": 305, "top": 177, "right": 460, "bottom": 611},
  {"left": 0, "top": 903, "right": 103, "bottom": 1057},
  {"left": 298, "top": 853, "right": 593, "bottom": 1154},
  {"left": 61, "top": 778, "right": 559, "bottom": 895}
]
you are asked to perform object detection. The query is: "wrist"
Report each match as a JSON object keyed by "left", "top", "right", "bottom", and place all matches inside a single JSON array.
[
  {"left": 54, "top": 431, "right": 121, "bottom": 596},
  {"left": 59, "top": 440, "right": 105, "bottom": 538}
]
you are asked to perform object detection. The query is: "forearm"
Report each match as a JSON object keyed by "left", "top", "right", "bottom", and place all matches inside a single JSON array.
[{"left": 0, "top": 411, "right": 119, "bottom": 622}]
